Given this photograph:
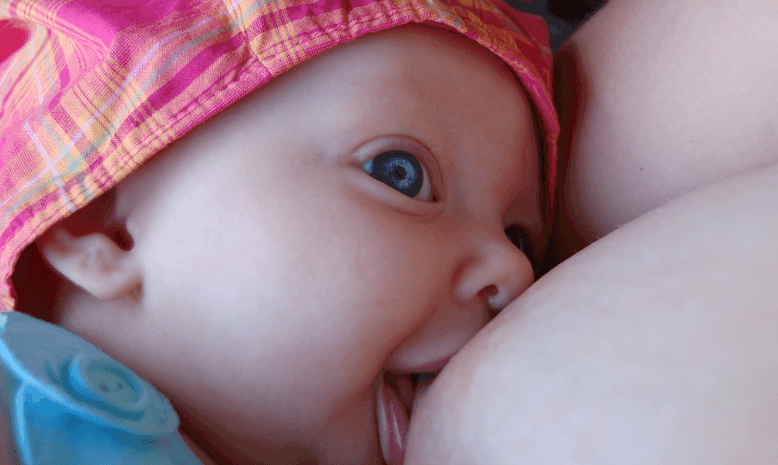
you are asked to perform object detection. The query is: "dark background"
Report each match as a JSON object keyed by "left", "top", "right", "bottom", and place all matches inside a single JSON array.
[{"left": 506, "top": 0, "right": 609, "bottom": 51}]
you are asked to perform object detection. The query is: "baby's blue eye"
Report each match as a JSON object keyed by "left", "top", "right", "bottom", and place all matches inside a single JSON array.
[{"left": 362, "top": 150, "right": 423, "bottom": 198}]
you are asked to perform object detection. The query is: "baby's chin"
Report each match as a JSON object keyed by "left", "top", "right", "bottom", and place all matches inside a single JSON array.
[
  {"left": 230, "top": 388, "right": 387, "bottom": 464},
  {"left": 172, "top": 367, "right": 431, "bottom": 464},
  {"left": 180, "top": 418, "right": 382, "bottom": 465}
]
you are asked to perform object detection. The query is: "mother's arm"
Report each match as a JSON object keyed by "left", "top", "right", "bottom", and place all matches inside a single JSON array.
[
  {"left": 406, "top": 0, "right": 778, "bottom": 461},
  {"left": 406, "top": 160, "right": 778, "bottom": 464}
]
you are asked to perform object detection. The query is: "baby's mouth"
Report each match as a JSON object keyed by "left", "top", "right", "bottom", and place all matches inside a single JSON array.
[{"left": 376, "top": 372, "right": 438, "bottom": 465}]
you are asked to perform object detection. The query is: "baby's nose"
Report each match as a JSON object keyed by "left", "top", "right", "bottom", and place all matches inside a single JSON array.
[
  {"left": 453, "top": 230, "right": 535, "bottom": 315},
  {"left": 384, "top": 229, "right": 536, "bottom": 371}
]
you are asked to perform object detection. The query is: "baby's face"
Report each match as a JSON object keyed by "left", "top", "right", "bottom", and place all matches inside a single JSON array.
[{"left": 59, "top": 24, "right": 542, "bottom": 464}]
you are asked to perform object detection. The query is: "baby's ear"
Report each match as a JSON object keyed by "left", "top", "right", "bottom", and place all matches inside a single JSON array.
[{"left": 35, "top": 219, "right": 142, "bottom": 302}]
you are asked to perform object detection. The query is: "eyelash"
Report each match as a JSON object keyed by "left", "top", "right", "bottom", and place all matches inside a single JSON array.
[
  {"left": 504, "top": 225, "right": 538, "bottom": 273},
  {"left": 361, "top": 149, "right": 436, "bottom": 202},
  {"left": 504, "top": 225, "right": 529, "bottom": 255}
]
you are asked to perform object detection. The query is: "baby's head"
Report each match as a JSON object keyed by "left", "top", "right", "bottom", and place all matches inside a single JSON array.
[{"left": 1, "top": 0, "right": 558, "bottom": 463}]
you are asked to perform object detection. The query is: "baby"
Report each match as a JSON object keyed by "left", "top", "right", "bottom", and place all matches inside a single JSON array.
[{"left": 0, "top": 0, "right": 559, "bottom": 463}]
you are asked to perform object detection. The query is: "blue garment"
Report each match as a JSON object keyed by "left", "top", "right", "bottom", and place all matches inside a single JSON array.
[{"left": 0, "top": 313, "right": 203, "bottom": 465}]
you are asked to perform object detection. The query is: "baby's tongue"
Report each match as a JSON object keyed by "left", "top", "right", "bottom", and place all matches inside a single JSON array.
[{"left": 376, "top": 375, "right": 410, "bottom": 465}]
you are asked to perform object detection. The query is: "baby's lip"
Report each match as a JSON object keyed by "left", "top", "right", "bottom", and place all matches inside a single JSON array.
[
  {"left": 376, "top": 353, "right": 457, "bottom": 464},
  {"left": 376, "top": 374, "right": 410, "bottom": 465},
  {"left": 377, "top": 367, "right": 446, "bottom": 465}
]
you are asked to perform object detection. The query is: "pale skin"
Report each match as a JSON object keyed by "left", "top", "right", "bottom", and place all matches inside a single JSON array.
[
  {"left": 405, "top": 0, "right": 778, "bottom": 463},
  {"left": 16, "top": 25, "right": 545, "bottom": 464},
  {"left": 15, "top": 1, "right": 777, "bottom": 462}
]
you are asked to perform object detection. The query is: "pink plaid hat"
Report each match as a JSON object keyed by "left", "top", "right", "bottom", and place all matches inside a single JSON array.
[{"left": 0, "top": 0, "right": 559, "bottom": 310}]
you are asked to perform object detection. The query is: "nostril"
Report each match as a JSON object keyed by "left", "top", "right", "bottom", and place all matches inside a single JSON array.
[
  {"left": 478, "top": 284, "right": 504, "bottom": 313},
  {"left": 478, "top": 284, "right": 499, "bottom": 301}
]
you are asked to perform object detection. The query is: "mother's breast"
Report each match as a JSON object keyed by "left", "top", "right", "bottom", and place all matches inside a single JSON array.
[
  {"left": 553, "top": 0, "right": 778, "bottom": 248},
  {"left": 405, "top": 163, "right": 778, "bottom": 464}
]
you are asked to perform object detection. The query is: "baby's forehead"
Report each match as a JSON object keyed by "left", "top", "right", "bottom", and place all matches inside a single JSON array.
[
  {"left": 268, "top": 25, "right": 527, "bottom": 129},
  {"left": 298, "top": 25, "right": 517, "bottom": 86},
  {"left": 245, "top": 25, "right": 531, "bottom": 142}
]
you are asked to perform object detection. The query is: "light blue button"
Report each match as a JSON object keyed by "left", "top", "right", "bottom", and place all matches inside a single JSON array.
[{"left": 65, "top": 353, "right": 150, "bottom": 420}]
